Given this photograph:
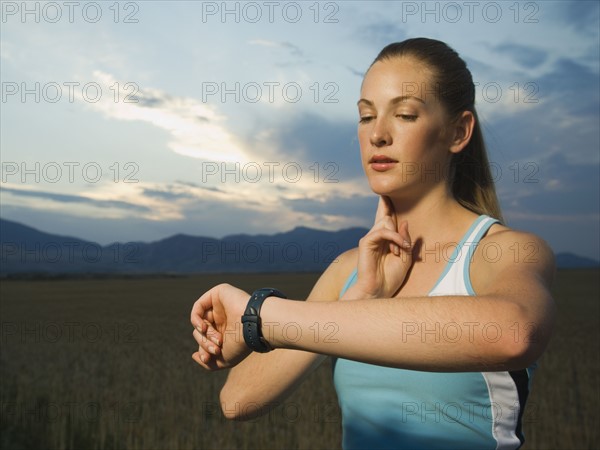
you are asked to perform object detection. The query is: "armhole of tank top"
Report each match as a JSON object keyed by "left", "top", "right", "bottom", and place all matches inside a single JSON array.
[
  {"left": 464, "top": 217, "right": 500, "bottom": 295},
  {"left": 428, "top": 215, "right": 489, "bottom": 295},
  {"left": 339, "top": 267, "right": 358, "bottom": 299}
]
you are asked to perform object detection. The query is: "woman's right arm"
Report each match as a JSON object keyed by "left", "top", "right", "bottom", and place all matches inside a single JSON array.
[{"left": 218, "top": 248, "right": 357, "bottom": 420}]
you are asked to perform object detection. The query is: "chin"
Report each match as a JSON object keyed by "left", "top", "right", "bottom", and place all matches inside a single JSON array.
[{"left": 367, "top": 181, "right": 400, "bottom": 196}]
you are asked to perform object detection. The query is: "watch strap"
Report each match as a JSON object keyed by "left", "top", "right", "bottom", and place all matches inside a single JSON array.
[{"left": 241, "top": 288, "right": 286, "bottom": 353}]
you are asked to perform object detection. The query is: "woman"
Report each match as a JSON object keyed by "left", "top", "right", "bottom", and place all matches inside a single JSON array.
[{"left": 190, "top": 38, "right": 556, "bottom": 449}]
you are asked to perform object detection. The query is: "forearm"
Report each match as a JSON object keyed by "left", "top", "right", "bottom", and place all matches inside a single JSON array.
[
  {"left": 221, "top": 350, "right": 325, "bottom": 419},
  {"left": 260, "top": 294, "right": 546, "bottom": 372}
]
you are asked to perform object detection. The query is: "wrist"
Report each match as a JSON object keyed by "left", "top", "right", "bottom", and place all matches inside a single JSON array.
[
  {"left": 341, "top": 283, "right": 379, "bottom": 301},
  {"left": 260, "top": 296, "right": 308, "bottom": 350},
  {"left": 241, "top": 288, "right": 286, "bottom": 353},
  {"left": 258, "top": 296, "right": 284, "bottom": 348}
]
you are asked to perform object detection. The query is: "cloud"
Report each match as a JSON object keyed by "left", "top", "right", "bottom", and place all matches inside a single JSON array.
[
  {"left": 354, "top": 21, "right": 407, "bottom": 51},
  {"left": 142, "top": 181, "right": 226, "bottom": 200},
  {"left": 493, "top": 43, "right": 548, "bottom": 69},
  {"left": 484, "top": 56, "right": 599, "bottom": 165},
  {"left": 248, "top": 39, "right": 304, "bottom": 57},
  {"left": 285, "top": 193, "right": 376, "bottom": 218},
  {"left": 538, "top": 57, "right": 599, "bottom": 117},
  {"left": 562, "top": 1, "right": 600, "bottom": 34},
  {"left": 247, "top": 39, "right": 310, "bottom": 67},
  {"left": 1, "top": 186, "right": 150, "bottom": 213},
  {"left": 267, "top": 112, "right": 364, "bottom": 180},
  {"left": 83, "top": 71, "right": 251, "bottom": 163},
  {"left": 346, "top": 66, "right": 365, "bottom": 78},
  {"left": 174, "top": 180, "right": 224, "bottom": 192}
]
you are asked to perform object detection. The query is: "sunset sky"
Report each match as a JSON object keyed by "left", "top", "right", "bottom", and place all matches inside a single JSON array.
[{"left": 1, "top": 1, "right": 599, "bottom": 260}]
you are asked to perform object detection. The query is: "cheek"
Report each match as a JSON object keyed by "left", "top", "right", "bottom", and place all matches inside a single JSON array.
[{"left": 406, "top": 123, "right": 447, "bottom": 157}]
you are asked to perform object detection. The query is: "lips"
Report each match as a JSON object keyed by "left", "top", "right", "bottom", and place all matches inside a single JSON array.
[
  {"left": 369, "top": 155, "right": 398, "bottom": 172},
  {"left": 369, "top": 155, "right": 398, "bottom": 164}
]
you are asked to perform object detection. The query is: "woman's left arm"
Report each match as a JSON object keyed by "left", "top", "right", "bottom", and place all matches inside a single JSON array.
[{"left": 194, "top": 231, "right": 556, "bottom": 372}]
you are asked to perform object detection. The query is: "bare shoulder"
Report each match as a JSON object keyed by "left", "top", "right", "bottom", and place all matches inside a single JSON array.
[
  {"left": 473, "top": 223, "right": 556, "bottom": 285},
  {"left": 305, "top": 247, "right": 359, "bottom": 302}
]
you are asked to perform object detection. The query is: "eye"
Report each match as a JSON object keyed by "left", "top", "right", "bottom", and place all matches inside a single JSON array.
[
  {"left": 359, "top": 116, "right": 374, "bottom": 124},
  {"left": 397, "top": 114, "right": 418, "bottom": 122}
]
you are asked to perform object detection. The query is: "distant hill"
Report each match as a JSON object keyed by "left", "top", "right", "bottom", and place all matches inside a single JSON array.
[
  {"left": 0, "top": 218, "right": 366, "bottom": 274},
  {"left": 555, "top": 252, "right": 600, "bottom": 269},
  {"left": 1, "top": 218, "right": 598, "bottom": 275}
]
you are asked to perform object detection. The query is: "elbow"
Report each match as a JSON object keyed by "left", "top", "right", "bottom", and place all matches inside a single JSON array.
[
  {"left": 219, "top": 383, "right": 266, "bottom": 421},
  {"left": 500, "top": 339, "right": 539, "bottom": 370},
  {"left": 498, "top": 314, "right": 555, "bottom": 370},
  {"left": 219, "top": 384, "right": 243, "bottom": 421}
]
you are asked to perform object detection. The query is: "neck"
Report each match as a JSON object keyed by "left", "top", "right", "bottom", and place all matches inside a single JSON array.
[{"left": 387, "top": 183, "right": 475, "bottom": 244}]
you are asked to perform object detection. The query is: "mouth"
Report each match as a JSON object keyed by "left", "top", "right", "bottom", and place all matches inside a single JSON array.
[
  {"left": 369, "top": 155, "right": 398, "bottom": 172},
  {"left": 369, "top": 155, "right": 398, "bottom": 164}
]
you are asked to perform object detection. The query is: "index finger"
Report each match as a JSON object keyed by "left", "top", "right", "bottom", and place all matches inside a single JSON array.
[
  {"left": 190, "top": 298, "right": 207, "bottom": 333},
  {"left": 190, "top": 288, "right": 216, "bottom": 331},
  {"left": 374, "top": 195, "right": 395, "bottom": 225}
]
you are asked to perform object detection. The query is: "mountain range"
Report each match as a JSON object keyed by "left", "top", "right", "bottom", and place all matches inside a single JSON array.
[{"left": 0, "top": 218, "right": 597, "bottom": 276}]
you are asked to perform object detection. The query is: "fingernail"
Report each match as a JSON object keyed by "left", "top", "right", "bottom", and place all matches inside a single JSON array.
[
  {"left": 200, "top": 354, "right": 206, "bottom": 363},
  {"left": 211, "top": 337, "right": 221, "bottom": 346},
  {"left": 196, "top": 325, "right": 203, "bottom": 333},
  {"left": 402, "top": 240, "right": 411, "bottom": 249},
  {"left": 394, "top": 245, "right": 400, "bottom": 256},
  {"left": 209, "top": 346, "right": 216, "bottom": 355}
]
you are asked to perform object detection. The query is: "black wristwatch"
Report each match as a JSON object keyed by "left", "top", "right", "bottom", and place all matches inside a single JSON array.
[{"left": 241, "top": 288, "right": 287, "bottom": 353}]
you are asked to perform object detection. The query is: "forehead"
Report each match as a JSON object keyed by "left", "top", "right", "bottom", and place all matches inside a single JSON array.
[{"left": 360, "top": 57, "right": 437, "bottom": 103}]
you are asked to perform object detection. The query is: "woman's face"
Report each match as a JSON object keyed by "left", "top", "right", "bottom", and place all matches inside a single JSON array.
[{"left": 357, "top": 57, "right": 454, "bottom": 198}]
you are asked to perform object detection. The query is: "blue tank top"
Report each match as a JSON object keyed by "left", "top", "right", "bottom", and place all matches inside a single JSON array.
[{"left": 333, "top": 215, "right": 535, "bottom": 450}]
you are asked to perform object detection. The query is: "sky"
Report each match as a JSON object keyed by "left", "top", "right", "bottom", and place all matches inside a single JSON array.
[{"left": 1, "top": 0, "right": 599, "bottom": 260}]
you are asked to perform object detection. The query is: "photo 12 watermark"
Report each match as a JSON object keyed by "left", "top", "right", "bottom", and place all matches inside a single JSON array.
[
  {"left": 1, "top": 82, "right": 139, "bottom": 104},
  {"left": 200, "top": 240, "right": 340, "bottom": 265},
  {"left": 1, "top": 162, "right": 139, "bottom": 184},
  {"left": 1, "top": 321, "right": 140, "bottom": 344},
  {"left": 200, "top": 1, "right": 340, "bottom": 24},
  {"left": 1, "top": 400, "right": 142, "bottom": 424},
  {"left": 1, "top": 241, "right": 141, "bottom": 265},
  {"left": 203, "top": 399, "right": 340, "bottom": 423},
  {"left": 200, "top": 81, "right": 339, "bottom": 104},
  {"left": 399, "top": 1, "right": 539, "bottom": 24},
  {"left": 1, "top": 1, "right": 140, "bottom": 24},
  {"left": 199, "top": 161, "right": 339, "bottom": 184}
]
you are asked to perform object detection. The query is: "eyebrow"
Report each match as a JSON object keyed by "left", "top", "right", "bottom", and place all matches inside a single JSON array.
[{"left": 357, "top": 95, "right": 425, "bottom": 106}]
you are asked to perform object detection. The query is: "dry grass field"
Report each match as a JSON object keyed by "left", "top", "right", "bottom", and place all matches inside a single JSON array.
[{"left": 0, "top": 269, "right": 598, "bottom": 449}]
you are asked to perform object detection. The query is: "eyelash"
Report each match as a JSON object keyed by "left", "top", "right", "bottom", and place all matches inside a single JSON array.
[{"left": 358, "top": 115, "right": 418, "bottom": 124}]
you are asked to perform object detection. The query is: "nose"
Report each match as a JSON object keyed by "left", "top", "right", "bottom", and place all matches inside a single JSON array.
[{"left": 369, "top": 118, "right": 392, "bottom": 147}]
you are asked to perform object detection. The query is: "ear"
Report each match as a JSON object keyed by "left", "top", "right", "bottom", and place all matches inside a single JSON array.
[{"left": 449, "top": 111, "right": 475, "bottom": 154}]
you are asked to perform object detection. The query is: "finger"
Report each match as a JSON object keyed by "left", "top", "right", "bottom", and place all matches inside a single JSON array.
[
  {"left": 203, "top": 320, "right": 222, "bottom": 346},
  {"left": 374, "top": 195, "right": 393, "bottom": 224},
  {"left": 190, "top": 298, "right": 208, "bottom": 332},
  {"left": 398, "top": 220, "right": 412, "bottom": 249},
  {"left": 202, "top": 310, "right": 222, "bottom": 345},
  {"left": 363, "top": 228, "right": 406, "bottom": 253},
  {"left": 194, "top": 329, "right": 221, "bottom": 356},
  {"left": 190, "top": 291, "right": 213, "bottom": 333},
  {"left": 191, "top": 286, "right": 220, "bottom": 330},
  {"left": 371, "top": 215, "right": 397, "bottom": 233},
  {"left": 382, "top": 195, "right": 397, "bottom": 226},
  {"left": 193, "top": 329, "right": 221, "bottom": 356},
  {"left": 382, "top": 195, "right": 395, "bottom": 216},
  {"left": 192, "top": 351, "right": 219, "bottom": 370}
]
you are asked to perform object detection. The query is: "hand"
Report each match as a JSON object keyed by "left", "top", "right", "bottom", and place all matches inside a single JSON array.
[
  {"left": 343, "top": 195, "right": 412, "bottom": 299},
  {"left": 190, "top": 283, "right": 251, "bottom": 370}
]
